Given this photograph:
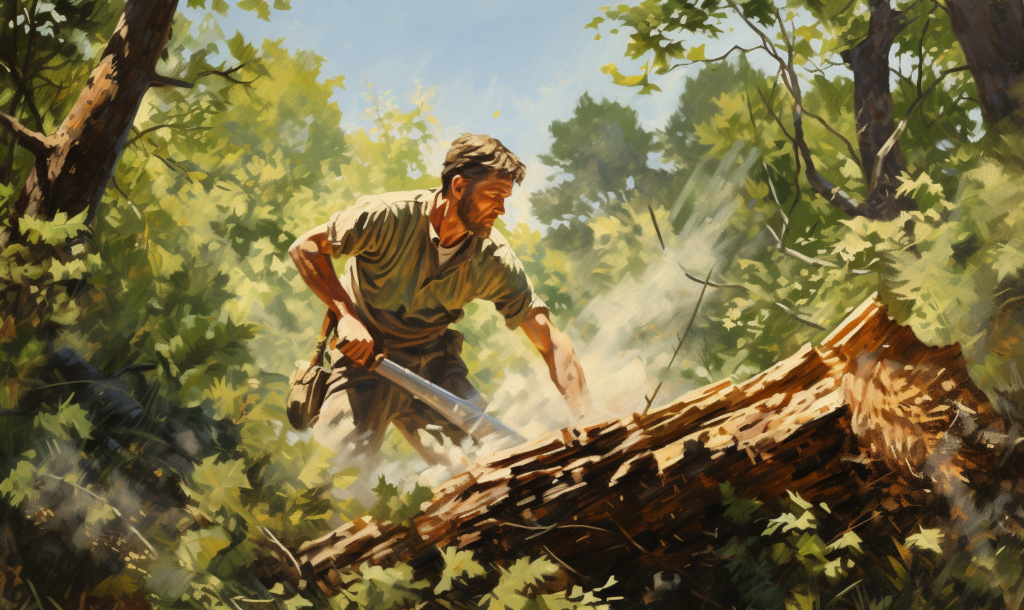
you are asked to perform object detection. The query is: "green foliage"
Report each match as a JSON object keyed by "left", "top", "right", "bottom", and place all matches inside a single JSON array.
[
  {"left": 367, "top": 476, "right": 433, "bottom": 526},
  {"left": 715, "top": 485, "right": 1020, "bottom": 610},
  {"left": 329, "top": 551, "right": 616, "bottom": 610}
]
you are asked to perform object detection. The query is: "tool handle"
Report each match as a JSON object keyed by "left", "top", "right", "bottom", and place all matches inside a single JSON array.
[
  {"left": 310, "top": 310, "right": 339, "bottom": 368},
  {"left": 335, "top": 335, "right": 387, "bottom": 371}
]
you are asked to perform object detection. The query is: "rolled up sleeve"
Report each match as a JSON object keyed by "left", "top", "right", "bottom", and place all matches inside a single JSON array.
[
  {"left": 478, "top": 245, "right": 548, "bottom": 330},
  {"left": 326, "top": 197, "right": 396, "bottom": 259}
]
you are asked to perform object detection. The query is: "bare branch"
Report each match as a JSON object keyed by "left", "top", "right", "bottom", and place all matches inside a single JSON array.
[
  {"left": 756, "top": 85, "right": 795, "bottom": 143},
  {"left": 648, "top": 204, "right": 665, "bottom": 250},
  {"left": 803, "top": 109, "right": 861, "bottom": 166},
  {"left": 0, "top": 109, "right": 51, "bottom": 156},
  {"left": 871, "top": 66, "right": 970, "bottom": 190},
  {"left": 195, "top": 63, "right": 257, "bottom": 85},
  {"left": 125, "top": 123, "right": 212, "bottom": 147},
  {"left": 773, "top": 301, "right": 827, "bottom": 330},
  {"left": 150, "top": 73, "right": 193, "bottom": 89},
  {"left": 764, "top": 166, "right": 840, "bottom": 267},
  {"left": 642, "top": 266, "right": 713, "bottom": 416},
  {"left": 679, "top": 265, "right": 750, "bottom": 291},
  {"left": 665, "top": 45, "right": 759, "bottom": 73}
]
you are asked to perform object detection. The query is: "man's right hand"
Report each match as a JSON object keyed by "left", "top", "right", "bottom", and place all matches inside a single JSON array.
[{"left": 335, "top": 311, "right": 375, "bottom": 367}]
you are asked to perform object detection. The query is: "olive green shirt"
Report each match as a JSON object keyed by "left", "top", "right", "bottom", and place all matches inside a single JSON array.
[{"left": 326, "top": 189, "right": 547, "bottom": 347}]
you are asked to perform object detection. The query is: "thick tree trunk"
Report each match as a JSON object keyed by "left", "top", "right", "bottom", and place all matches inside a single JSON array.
[
  {"left": 0, "top": 0, "right": 179, "bottom": 249},
  {"left": 841, "top": 0, "right": 918, "bottom": 220},
  {"left": 946, "top": 0, "right": 1024, "bottom": 125},
  {"left": 287, "top": 296, "right": 1012, "bottom": 598}
]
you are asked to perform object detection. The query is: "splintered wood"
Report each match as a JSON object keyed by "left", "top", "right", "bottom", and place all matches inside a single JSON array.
[{"left": 294, "top": 296, "right": 1005, "bottom": 595}]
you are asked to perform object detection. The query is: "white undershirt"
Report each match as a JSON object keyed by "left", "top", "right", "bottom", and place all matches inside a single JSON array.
[
  {"left": 429, "top": 192, "right": 468, "bottom": 267},
  {"left": 437, "top": 236, "right": 467, "bottom": 268}
]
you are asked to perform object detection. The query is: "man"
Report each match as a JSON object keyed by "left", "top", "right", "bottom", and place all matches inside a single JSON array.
[{"left": 289, "top": 133, "right": 587, "bottom": 463}]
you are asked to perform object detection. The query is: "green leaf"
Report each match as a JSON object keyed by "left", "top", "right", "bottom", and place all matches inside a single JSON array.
[
  {"left": 720, "top": 481, "right": 762, "bottom": 525},
  {"left": 435, "top": 547, "right": 486, "bottom": 594},
  {"left": 0, "top": 452, "right": 37, "bottom": 506},
  {"left": 176, "top": 527, "right": 232, "bottom": 572},
  {"left": 686, "top": 43, "right": 707, "bottom": 61},
  {"left": 905, "top": 527, "right": 943, "bottom": 554},
  {"left": 991, "top": 239, "right": 1024, "bottom": 282},
  {"left": 481, "top": 557, "right": 560, "bottom": 610},
  {"left": 226, "top": 31, "right": 257, "bottom": 63},
  {"left": 236, "top": 0, "right": 271, "bottom": 20}
]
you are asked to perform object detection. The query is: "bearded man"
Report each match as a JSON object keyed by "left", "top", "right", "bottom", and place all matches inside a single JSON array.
[{"left": 289, "top": 133, "right": 588, "bottom": 463}]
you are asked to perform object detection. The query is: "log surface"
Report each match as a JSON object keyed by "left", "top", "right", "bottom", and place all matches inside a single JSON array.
[{"left": 295, "top": 296, "right": 1005, "bottom": 595}]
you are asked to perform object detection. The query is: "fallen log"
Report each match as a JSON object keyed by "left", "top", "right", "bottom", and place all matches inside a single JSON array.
[{"left": 292, "top": 296, "right": 1013, "bottom": 597}]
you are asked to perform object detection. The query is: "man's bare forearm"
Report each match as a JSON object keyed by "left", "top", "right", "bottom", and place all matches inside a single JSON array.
[
  {"left": 288, "top": 226, "right": 357, "bottom": 318},
  {"left": 521, "top": 311, "right": 589, "bottom": 414}
]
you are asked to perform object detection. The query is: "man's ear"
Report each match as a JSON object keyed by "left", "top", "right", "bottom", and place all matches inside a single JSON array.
[{"left": 450, "top": 175, "right": 467, "bottom": 201}]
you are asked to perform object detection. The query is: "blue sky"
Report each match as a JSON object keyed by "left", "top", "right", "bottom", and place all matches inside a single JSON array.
[{"left": 195, "top": 2, "right": 759, "bottom": 225}]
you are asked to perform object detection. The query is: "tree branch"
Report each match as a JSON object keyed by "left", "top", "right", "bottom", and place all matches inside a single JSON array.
[
  {"left": 871, "top": 66, "right": 970, "bottom": 190},
  {"left": 0, "top": 110, "right": 51, "bottom": 156},
  {"left": 665, "top": 45, "right": 759, "bottom": 73},
  {"left": 642, "top": 266, "right": 713, "bottom": 416},
  {"left": 196, "top": 63, "right": 257, "bottom": 85},
  {"left": 150, "top": 73, "right": 193, "bottom": 89},
  {"left": 773, "top": 301, "right": 827, "bottom": 330},
  {"left": 125, "top": 123, "right": 212, "bottom": 147},
  {"left": 678, "top": 265, "right": 750, "bottom": 291},
  {"left": 764, "top": 164, "right": 840, "bottom": 268},
  {"left": 802, "top": 109, "right": 861, "bottom": 166}
]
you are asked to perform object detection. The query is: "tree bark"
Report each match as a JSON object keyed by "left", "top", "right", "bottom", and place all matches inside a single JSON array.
[
  {"left": 0, "top": 0, "right": 179, "bottom": 249},
  {"left": 841, "top": 0, "right": 918, "bottom": 220},
  {"left": 286, "top": 296, "right": 1013, "bottom": 598},
  {"left": 946, "top": 0, "right": 1024, "bottom": 125}
]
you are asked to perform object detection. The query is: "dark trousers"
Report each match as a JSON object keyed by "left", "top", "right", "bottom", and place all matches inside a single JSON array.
[{"left": 312, "top": 330, "right": 484, "bottom": 464}]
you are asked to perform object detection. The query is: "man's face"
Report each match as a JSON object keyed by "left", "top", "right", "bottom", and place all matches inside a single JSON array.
[{"left": 456, "top": 173, "right": 514, "bottom": 239}]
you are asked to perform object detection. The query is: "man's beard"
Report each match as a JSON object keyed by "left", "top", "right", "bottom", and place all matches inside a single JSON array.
[{"left": 456, "top": 184, "right": 491, "bottom": 239}]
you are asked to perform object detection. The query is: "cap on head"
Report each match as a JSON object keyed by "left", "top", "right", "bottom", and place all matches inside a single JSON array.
[{"left": 441, "top": 133, "right": 526, "bottom": 195}]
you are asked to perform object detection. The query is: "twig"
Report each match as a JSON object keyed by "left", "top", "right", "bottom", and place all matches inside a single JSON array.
[
  {"left": 678, "top": 265, "right": 749, "bottom": 291},
  {"left": 498, "top": 521, "right": 615, "bottom": 540},
  {"left": 648, "top": 205, "right": 665, "bottom": 250},
  {"left": 756, "top": 86, "right": 795, "bottom": 143},
  {"left": 42, "top": 474, "right": 159, "bottom": 558},
  {"left": 764, "top": 166, "right": 838, "bottom": 268},
  {"left": 870, "top": 66, "right": 969, "bottom": 191},
  {"left": 196, "top": 63, "right": 257, "bottom": 86},
  {"left": 642, "top": 266, "right": 714, "bottom": 416},
  {"left": 261, "top": 527, "right": 306, "bottom": 591},
  {"left": 125, "top": 124, "right": 212, "bottom": 147},
  {"left": 150, "top": 73, "right": 193, "bottom": 89},
  {"left": 664, "top": 45, "right": 759, "bottom": 73},
  {"left": 542, "top": 545, "right": 587, "bottom": 581},
  {"left": 773, "top": 301, "right": 826, "bottom": 330},
  {"left": 801, "top": 108, "right": 861, "bottom": 166}
]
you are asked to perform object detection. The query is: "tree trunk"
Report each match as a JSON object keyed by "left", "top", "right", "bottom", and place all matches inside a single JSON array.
[
  {"left": 841, "top": 0, "right": 918, "bottom": 220},
  {"left": 0, "top": 0, "right": 179, "bottom": 249},
  {"left": 286, "top": 296, "right": 1012, "bottom": 598},
  {"left": 946, "top": 0, "right": 1024, "bottom": 125}
]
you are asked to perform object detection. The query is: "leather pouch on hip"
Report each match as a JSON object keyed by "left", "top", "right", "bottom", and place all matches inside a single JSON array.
[{"left": 287, "top": 310, "right": 337, "bottom": 430}]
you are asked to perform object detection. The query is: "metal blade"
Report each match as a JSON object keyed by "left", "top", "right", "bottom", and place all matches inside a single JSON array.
[{"left": 373, "top": 358, "right": 525, "bottom": 445}]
